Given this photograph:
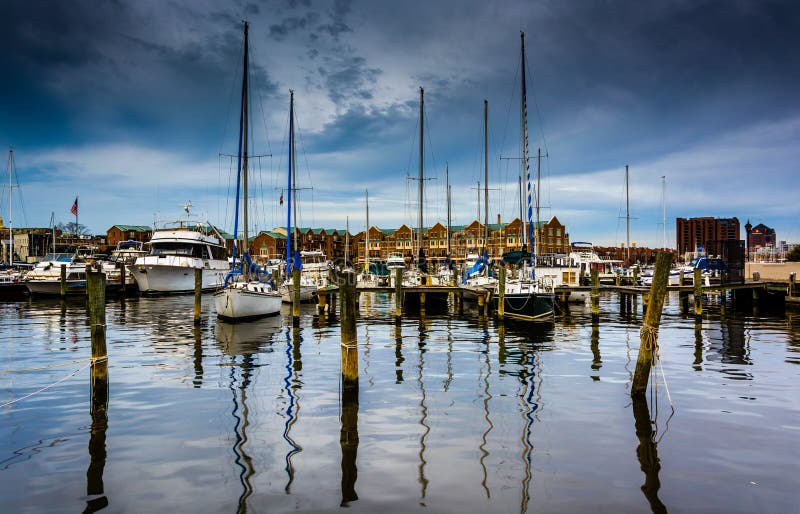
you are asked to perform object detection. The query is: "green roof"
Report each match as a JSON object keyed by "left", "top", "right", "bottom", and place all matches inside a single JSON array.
[
  {"left": 378, "top": 228, "right": 396, "bottom": 235},
  {"left": 111, "top": 225, "right": 151, "bottom": 232},
  {"left": 256, "top": 230, "right": 286, "bottom": 240}
]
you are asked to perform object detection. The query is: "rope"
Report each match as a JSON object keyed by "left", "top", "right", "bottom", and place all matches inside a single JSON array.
[
  {"left": 0, "top": 357, "right": 106, "bottom": 409},
  {"left": 2, "top": 356, "right": 95, "bottom": 373},
  {"left": 640, "top": 323, "right": 659, "bottom": 355}
]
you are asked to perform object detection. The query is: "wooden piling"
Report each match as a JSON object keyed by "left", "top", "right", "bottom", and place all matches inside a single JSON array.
[
  {"left": 60, "top": 263, "right": 67, "bottom": 298},
  {"left": 498, "top": 267, "right": 506, "bottom": 320},
  {"left": 340, "top": 273, "right": 358, "bottom": 392},
  {"left": 591, "top": 269, "right": 600, "bottom": 321},
  {"left": 631, "top": 251, "right": 674, "bottom": 397},
  {"left": 790, "top": 273, "right": 796, "bottom": 298},
  {"left": 642, "top": 293, "right": 650, "bottom": 316},
  {"left": 117, "top": 261, "right": 126, "bottom": 297},
  {"left": 693, "top": 268, "right": 702, "bottom": 316},
  {"left": 193, "top": 268, "right": 202, "bottom": 325},
  {"left": 318, "top": 288, "right": 328, "bottom": 315},
  {"left": 292, "top": 268, "right": 301, "bottom": 325},
  {"left": 394, "top": 268, "right": 403, "bottom": 321},
  {"left": 86, "top": 270, "right": 108, "bottom": 415}
]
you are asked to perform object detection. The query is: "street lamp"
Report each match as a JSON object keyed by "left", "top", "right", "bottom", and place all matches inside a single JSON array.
[{"left": 745, "top": 219, "right": 752, "bottom": 262}]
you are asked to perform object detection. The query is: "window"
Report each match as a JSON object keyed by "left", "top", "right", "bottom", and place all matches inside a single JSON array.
[
  {"left": 556, "top": 228, "right": 561, "bottom": 236},
  {"left": 548, "top": 228, "right": 553, "bottom": 236}
]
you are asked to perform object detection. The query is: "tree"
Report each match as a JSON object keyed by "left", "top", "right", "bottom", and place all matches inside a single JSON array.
[
  {"left": 56, "top": 221, "right": 90, "bottom": 236},
  {"left": 787, "top": 246, "right": 800, "bottom": 262}
]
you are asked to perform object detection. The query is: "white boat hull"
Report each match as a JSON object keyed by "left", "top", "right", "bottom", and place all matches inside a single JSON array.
[
  {"left": 132, "top": 262, "right": 227, "bottom": 294},
  {"left": 280, "top": 284, "right": 316, "bottom": 303},
  {"left": 214, "top": 284, "right": 282, "bottom": 320}
]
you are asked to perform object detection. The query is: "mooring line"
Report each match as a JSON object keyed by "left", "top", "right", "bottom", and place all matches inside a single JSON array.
[{"left": 0, "top": 358, "right": 104, "bottom": 409}]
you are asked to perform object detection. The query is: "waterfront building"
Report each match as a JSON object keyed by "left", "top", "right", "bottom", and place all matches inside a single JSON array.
[
  {"left": 106, "top": 225, "right": 153, "bottom": 248},
  {"left": 748, "top": 223, "right": 776, "bottom": 250},
  {"left": 676, "top": 216, "right": 740, "bottom": 256}
]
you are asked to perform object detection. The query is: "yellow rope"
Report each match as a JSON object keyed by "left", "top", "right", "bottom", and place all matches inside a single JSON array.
[{"left": 640, "top": 323, "right": 659, "bottom": 356}]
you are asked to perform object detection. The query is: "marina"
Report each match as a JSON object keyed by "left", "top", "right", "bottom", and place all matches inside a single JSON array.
[
  {"left": 1, "top": 277, "right": 798, "bottom": 512},
  {"left": 2, "top": 2, "right": 800, "bottom": 512}
]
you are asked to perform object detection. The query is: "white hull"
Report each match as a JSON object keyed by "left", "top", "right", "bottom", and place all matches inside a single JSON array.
[
  {"left": 214, "top": 283, "right": 282, "bottom": 320},
  {"left": 26, "top": 279, "right": 86, "bottom": 296},
  {"left": 132, "top": 261, "right": 228, "bottom": 294},
  {"left": 280, "top": 284, "right": 316, "bottom": 303}
]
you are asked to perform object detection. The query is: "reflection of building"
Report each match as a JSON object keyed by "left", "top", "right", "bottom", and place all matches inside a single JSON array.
[
  {"left": 748, "top": 223, "right": 776, "bottom": 250},
  {"left": 676, "top": 217, "right": 740, "bottom": 257}
]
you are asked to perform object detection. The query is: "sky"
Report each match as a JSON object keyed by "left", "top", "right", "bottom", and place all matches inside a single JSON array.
[{"left": 1, "top": 0, "right": 798, "bottom": 248}]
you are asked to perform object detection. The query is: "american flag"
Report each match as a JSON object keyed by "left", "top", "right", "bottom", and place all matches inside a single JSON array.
[{"left": 70, "top": 197, "right": 78, "bottom": 216}]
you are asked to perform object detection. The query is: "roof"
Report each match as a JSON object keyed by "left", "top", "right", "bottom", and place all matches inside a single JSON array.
[
  {"left": 255, "top": 230, "right": 286, "bottom": 240},
  {"left": 110, "top": 225, "right": 152, "bottom": 232}
]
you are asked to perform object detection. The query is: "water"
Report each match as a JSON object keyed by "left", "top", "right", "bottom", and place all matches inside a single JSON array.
[{"left": 1, "top": 293, "right": 798, "bottom": 513}]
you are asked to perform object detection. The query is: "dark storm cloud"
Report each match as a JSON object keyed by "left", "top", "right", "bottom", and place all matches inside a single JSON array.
[
  {"left": 317, "top": 0, "right": 353, "bottom": 40},
  {"left": 269, "top": 12, "right": 320, "bottom": 40},
  {"left": 317, "top": 54, "right": 381, "bottom": 104}
]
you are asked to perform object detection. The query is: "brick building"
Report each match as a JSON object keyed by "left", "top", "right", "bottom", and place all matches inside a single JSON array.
[
  {"left": 748, "top": 223, "right": 776, "bottom": 249},
  {"left": 106, "top": 225, "right": 153, "bottom": 248},
  {"left": 676, "top": 217, "right": 740, "bottom": 256}
]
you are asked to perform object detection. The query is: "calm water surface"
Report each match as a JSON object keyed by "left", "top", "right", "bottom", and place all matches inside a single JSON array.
[{"left": 1, "top": 292, "right": 798, "bottom": 513}]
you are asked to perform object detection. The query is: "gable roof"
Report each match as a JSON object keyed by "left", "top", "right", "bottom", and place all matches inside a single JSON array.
[{"left": 110, "top": 225, "right": 152, "bottom": 232}]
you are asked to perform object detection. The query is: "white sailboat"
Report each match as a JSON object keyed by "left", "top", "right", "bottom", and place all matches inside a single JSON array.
[
  {"left": 496, "top": 32, "right": 555, "bottom": 320},
  {"left": 213, "top": 21, "right": 281, "bottom": 321}
]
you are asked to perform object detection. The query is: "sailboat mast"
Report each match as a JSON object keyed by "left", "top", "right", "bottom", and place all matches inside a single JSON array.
[
  {"left": 241, "top": 22, "right": 250, "bottom": 272},
  {"left": 625, "top": 164, "right": 630, "bottom": 263},
  {"left": 661, "top": 175, "right": 666, "bottom": 250},
  {"left": 6, "top": 149, "right": 12, "bottom": 264},
  {"left": 520, "top": 31, "right": 528, "bottom": 252},
  {"left": 484, "top": 99, "right": 489, "bottom": 255},
  {"left": 365, "top": 189, "right": 369, "bottom": 272},
  {"left": 292, "top": 96, "right": 298, "bottom": 259},
  {"left": 418, "top": 87, "right": 424, "bottom": 265},
  {"left": 345, "top": 216, "right": 349, "bottom": 265},
  {"left": 285, "top": 91, "right": 294, "bottom": 268},
  {"left": 446, "top": 163, "right": 451, "bottom": 256}
]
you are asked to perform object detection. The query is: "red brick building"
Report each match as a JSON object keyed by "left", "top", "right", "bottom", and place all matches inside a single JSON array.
[{"left": 676, "top": 217, "right": 740, "bottom": 256}]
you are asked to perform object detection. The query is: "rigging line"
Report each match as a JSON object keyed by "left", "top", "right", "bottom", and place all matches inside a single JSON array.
[
  {"left": 523, "top": 50, "right": 549, "bottom": 160},
  {"left": 292, "top": 109, "right": 315, "bottom": 228},
  {"left": 217, "top": 30, "right": 244, "bottom": 159}
]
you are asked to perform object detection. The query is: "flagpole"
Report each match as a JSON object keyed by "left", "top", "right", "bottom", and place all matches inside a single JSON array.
[{"left": 75, "top": 196, "right": 79, "bottom": 236}]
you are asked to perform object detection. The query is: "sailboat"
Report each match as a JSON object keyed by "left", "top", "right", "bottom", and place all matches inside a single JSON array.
[
  {"left": 494, "top": 32, "right": 555, "bottom": 320},
  {"left": 0, "top": 149, "right": 28, "bottom": 299},
  {"left": 357, "top": 189, "right": 381, "bottom": 288},
  {"left": 213, "top": 22, "right": 282, "bottom": 321}
]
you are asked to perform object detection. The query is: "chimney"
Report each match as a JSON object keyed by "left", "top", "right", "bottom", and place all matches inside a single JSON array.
[{"left": 497, "top": 214, "right": 501, "bottom": 225}]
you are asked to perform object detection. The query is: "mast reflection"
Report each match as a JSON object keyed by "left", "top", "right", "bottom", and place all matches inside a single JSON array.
[
  {"left": 229, "top": 356, "right": 255, "bottom": 513},
  {"left": 394, "top": 323, "right": 404, "bottom": 384},
  {"left": 192, "top": 324, "right": 203, "bottom": 388},
  {"left": 417, "top": 316, "right": 430, "bottom": 504},
  {"left": 283, "top": 326, "right": 303, "bottom": 493},
  {"left": 478, "top": 319, "right": 492, "bottom": 499}
]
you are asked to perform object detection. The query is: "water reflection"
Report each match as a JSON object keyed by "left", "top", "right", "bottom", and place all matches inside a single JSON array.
[
  {"left": 283, "top": 326, "right": 303, "bottom": 492},
  {"left": 214, "top": 318, "right": 281, "bottom": 513},
  {"left": 632, "top": 396, "right": 667, "bottom": 514},
  {"left": 340, "top": 362, "right": 359, "bottom": 506},
  {"left": 417, "top": 316, "right": 430, "bottom": 504},
  {"left": 394, "top": 323, "right": 404, "bottom": 384},
  {"left": 591, "top": 320, "right": 602, "bottom": 374},
  {"left": 84, "top": 361, "right": 109, "bottom": 513},
  {"left": 192, "top": 325, "right": 203, "bottom": 388},
  {"left": 478, "top": 319, "right": 492, "bottom": 499}
]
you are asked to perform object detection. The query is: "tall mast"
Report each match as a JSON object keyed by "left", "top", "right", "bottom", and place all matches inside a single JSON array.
[
  {"left": 418, "top": 87, "right": 424, "bottom": 266},
  {"left": 231, "top": 22, "right": 248, "bottom": 270},
  {"left": 292, "top": 94, "right": 298, "bottom": 259},
  {"left": 520, "top": 31, "right": 528, "bottom": 253},
  {"left": 661, "top": 175, "right": 666, "bottom": 250},
  {"left": 365, "top": 189, "right": 369, "bottom": 272},
  {"left": 446, "top": 163, "right": 451, "bottom": 256},
  {"left": 241, "top": 21, "right": 250, "bottom": 274},
  {"left": 483, "top": 99, "right": 489, "bottom": 256},
  {"left": 285, "top": 91, "right": 294, "bottom": 268},
  {"left": 625, "top": 164, "right": 630, "bottom": 263},
  {"left": 6, "top": 149, "right": 12, "bottom": 264},
  {"left": 345, "top": 216, "right": 349, "bottom": 265}
]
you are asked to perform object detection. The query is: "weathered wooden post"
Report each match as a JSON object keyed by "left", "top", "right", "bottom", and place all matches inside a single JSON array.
[
  {"left": 292, "top": 268, "right": 301, "bottom": 325},
  {"left": 477, "top": 290, "right": 485, "bottom": 313},
  {"left": 693, "top": 268, "right": 702, "bottom": 316},
  {"left": 193, "top": 268, "right": 202, "bottom": 325},
  {"left": 318, "top": 288, "right": 328, "bottom": 315},
  {"left": 720, "top": 287, "right": 726, "bottom": 317},
  {"left": 631, "top": 251, "right": 673, "bottom": 396},
  {"left": 642, "top": 292, "right": 650, "bottom": 316},
  {"left": 117, "top": 261, "right": 126, "bottom": 297},
  {"left": 591, "top": 269, "right": 600, "bottom": 321},
  {"left": 394, "top": 268, "right": 403, "bottom": 321},
  {"left": 484, "top": 290, "right": 491, "bottom": 317},
  {"left": 60, "top": 263, "right": 67, "bottom": 298},
  {"left": 498, "top": 266, "right": 506, "bottom": 320},
  {"left": 615, "top": 271, "right": 621, "bottom": 287},
  {"left": 678, "top": 268, "right": 685, "bottom": 287},
  {"left": 790, "top": 273, "right": 796, "bottom": 298},
  {"left": 340, "top": 272, "right": 358, "bottom": 392},
  {"left": 86, "top": 268, "right": 108, "bottom": 453}
]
